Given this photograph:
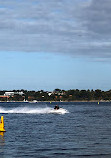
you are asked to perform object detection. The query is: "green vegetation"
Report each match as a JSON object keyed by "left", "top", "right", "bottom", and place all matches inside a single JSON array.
[{"left": 0, "top": 89, "right": 111, "bottom": 102}]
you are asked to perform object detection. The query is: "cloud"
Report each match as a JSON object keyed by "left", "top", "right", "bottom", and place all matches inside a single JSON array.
[
  {"left": 82, "top": 0, "right": 111, "bottom": 36},
  {"left": 0, "top": 0, "right": 111, "bottom": 59}
]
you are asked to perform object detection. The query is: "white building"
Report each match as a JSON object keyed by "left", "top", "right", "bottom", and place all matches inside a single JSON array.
[
  {"left": 48, "top": 92, "right": 52, "bottom": 96},
  {"left": 4, "top": 92, "right": 15, "bottom": 96},
  {"left": 4, "top": 91, "right": 24, "bottom": 96}
]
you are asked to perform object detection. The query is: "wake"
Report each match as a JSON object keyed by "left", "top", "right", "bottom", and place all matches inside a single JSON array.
[{"left": 0, "top": 106, "right": 69, "bottom": 114}]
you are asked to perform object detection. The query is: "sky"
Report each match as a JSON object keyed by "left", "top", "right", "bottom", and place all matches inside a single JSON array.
[{"left": 0, "top": 0, "right": 111, "bottom": 91}]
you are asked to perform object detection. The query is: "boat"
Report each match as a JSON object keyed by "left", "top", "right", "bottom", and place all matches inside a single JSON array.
[
  {"left": 29, "top": 100, "right": 38, "bottom": 103},
  {"left": 50, "top": 108, "right": 68, "bottom": 114}
]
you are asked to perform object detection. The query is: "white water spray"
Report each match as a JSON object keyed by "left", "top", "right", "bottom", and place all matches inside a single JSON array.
[{"left": 0, "top": 106, "right": 69, "bottom": 114}]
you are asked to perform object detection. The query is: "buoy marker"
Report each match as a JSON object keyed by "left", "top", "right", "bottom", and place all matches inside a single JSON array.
[{"left": 0, "top": 116, "right": 6, "bottom": 132}]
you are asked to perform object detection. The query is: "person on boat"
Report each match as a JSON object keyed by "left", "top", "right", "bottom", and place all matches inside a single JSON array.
[{"left": 54, "top": 105, "right": 59, "bottom": 110}]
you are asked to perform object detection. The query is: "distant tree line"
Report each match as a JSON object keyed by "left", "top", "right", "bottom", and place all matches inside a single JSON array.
[{"left": 0, "top": 89, "right": 111, "bottom": 101}]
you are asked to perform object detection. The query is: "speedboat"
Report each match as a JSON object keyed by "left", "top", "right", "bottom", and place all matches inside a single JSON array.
[
  {"left": 50, "top": 108, "right": 68, "bottom": 114},
  {"left": 29, "top": 100, "right": 38, "bottom": 103}
]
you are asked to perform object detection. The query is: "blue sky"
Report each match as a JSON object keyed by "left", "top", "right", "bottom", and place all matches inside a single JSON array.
[{"left": 0, "top": 0, "right": 111, "bottom": 91}]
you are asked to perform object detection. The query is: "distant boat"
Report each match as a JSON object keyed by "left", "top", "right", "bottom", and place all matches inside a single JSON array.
[
  {"left": 23, "top": 99, "right": 28, "bottom": 103},
  {"left": 29, "top": 100, "right": 38, "bottom": 103}
]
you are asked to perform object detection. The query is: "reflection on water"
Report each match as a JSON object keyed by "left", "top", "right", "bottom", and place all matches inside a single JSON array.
[
  {"left": 0, "top": 132, "right": 5, "bottom": 158},
  {"left": 0, "top": 132, "right": 5, "bottom": 137}
]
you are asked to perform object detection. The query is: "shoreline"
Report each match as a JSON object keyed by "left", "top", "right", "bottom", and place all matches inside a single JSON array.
[{"left": 0, "top": 100, "right": 110, "bottom": 103}]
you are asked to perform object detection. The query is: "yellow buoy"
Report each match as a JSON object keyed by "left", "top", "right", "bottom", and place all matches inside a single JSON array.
[{"left": 0, "top": 116, "right": 6, "bottom": 132}]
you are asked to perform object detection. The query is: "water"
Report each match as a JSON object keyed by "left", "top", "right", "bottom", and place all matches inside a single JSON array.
[{"left": 0, "top": 102, "right": 111, "bottom": 157}]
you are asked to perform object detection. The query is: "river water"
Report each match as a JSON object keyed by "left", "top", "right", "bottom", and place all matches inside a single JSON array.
[{"left": 0, "top": 102, "right": 111, "bottom": 158}]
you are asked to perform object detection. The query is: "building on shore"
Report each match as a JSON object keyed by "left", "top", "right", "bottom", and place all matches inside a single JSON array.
[{"left": 4, "top": 91, "right": 24, "bottom": 96}]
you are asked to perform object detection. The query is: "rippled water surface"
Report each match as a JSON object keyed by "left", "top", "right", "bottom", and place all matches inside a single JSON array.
[{"left": 0, "top": 102, "right": 111, "bottom": 158}]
